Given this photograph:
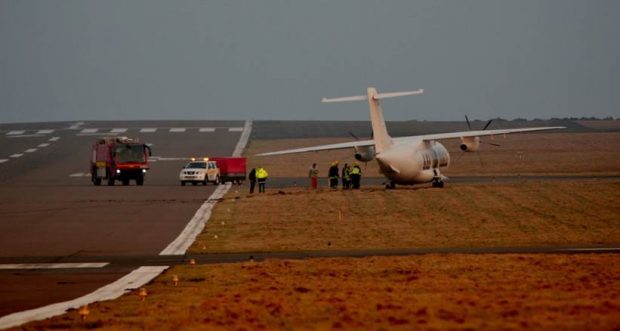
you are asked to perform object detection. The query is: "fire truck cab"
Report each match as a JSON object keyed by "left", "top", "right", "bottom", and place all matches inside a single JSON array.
[{"left": 91, "top": 137, "right": 152, "bottom": 186}]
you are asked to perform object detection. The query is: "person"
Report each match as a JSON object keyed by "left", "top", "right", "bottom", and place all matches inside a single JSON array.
[
  {"left": 256, "top": 166, "right": 269, "bottom": 193},
  {"left": 328, "top": 161, "right": 339, "bottom": 189},
  {"left": 350, "top": 162, "right": 362, "bottom": 189},
  {"left": 341, "top": 163, "right": 351, "bottom": 189},
  {"left": 248, "top": 168, "right": 256, "bottom": 194},
  {"left": 308, "top": 163, "right": 319, "bottom": 189}
]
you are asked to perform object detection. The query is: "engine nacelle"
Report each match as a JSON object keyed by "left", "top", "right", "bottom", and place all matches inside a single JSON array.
[
  {"left": 459, "top": 136, "right": 480, "bottom": 152},
  {"left": 354, "top": 145, "right": 376, "bottom": 162}
]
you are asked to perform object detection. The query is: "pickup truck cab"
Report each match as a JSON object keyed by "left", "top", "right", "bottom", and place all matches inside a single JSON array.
[{"left": 179, "top": 159, "right": 220, "bottom": 186}]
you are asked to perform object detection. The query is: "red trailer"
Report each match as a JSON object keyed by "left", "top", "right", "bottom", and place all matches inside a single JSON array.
[
  {"left": 210, "top": 157, "right": 247, "bottom": 185},
  {"left": 90, "top": 137, "right": 152, "bottom": 186}
]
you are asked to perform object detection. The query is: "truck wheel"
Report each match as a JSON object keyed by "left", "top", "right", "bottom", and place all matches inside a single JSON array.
[
  {"left": 136, "top": 176, "right": 144, "bottom": 186},
  {"left": 122, "top": 179, "right": 130, "bottom": 186},
  {"left": 215, "top": 176, "right": 220, "bottom": 185}
]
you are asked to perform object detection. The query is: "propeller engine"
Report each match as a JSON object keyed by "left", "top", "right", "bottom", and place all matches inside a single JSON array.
[
  {"left": 354, "top": 145, "right": 376, "bottom": 162},
  {"left": 459, "top": 136, "right": 480, "bottom": 152}
]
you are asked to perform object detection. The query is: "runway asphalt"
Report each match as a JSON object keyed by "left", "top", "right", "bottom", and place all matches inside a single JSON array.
[{"left": 0, "top": 120, "right": 244, "bottom": 317}]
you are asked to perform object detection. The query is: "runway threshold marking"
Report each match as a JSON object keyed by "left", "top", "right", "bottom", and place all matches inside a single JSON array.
[
  {"left": 0, "top": 263, "right": 109, "bottom": 270},
  {"left": 0, "top": 266, "right": 168, "bottom": 329}
]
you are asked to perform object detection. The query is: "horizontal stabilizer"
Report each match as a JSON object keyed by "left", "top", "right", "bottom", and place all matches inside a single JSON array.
[{"left": 321, "top": 89, "right": 424, "bottom": 103}]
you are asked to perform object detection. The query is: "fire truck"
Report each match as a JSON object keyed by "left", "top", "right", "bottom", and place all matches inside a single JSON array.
[{"left": 90, "top": 137, "right": 152, "bottom": 186}]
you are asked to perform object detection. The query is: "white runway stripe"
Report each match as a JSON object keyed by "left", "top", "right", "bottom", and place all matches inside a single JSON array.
[
  {"left": 24, "top": 148, "right": 37, "bottom": 153},
  {"left": 0, "top": 159, "right": 8, "bottom": 164},
  {"left": 80, "top": 128, "right": 98, "bottom": 133},
  {"left": 110, "top": 128, "right": 127, "bottom": 133},
  {"left": 6, "top": 130, "right": 25, "bottom": 135},
  {"left": 228, "top": 127, "right": 243, "bottom": 132},
  {"left": 38, "top": 143, "right": 50, "bottom": 148},
  {"left": 69, "top": 173, "right": 89, "bottom": 177},
  {"left": 169, "top": 128, "right": 186, "bottom": 132},
  {"left": 49, "top": 137, "right": 61, "bottom": 142},
  {"left": 0, "top": 266, "right": 168, "bottom": 329},
  {"left": 0, "top": 263, "right": 109, "bottom": 270},
  {"left": 10, "top": 154, "right": 23, "bottom": 158},
  {"left": 140, "top": 128, "right": 157, "bottom": 133},
  {"left": 36, "top": 129, "right": 54, "bottom": 134},
  {"left": 199, "top": 128, "right": 215, "bottom": 132}
]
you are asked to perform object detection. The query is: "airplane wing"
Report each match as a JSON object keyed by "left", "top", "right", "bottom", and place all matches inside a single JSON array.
[
  {"left": 396, "top": 126, "right": 566, "bottom": 143},
  {"left": 256, "top": 126, "right": 564, "bottom": 156},
  {"left": 256, "top": 139, "right": 374, "bottom": 156}
]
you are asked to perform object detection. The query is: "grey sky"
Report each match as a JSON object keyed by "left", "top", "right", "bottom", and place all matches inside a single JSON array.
[{"left": 1, "top": 0, "right": 618, "bottom": 123}]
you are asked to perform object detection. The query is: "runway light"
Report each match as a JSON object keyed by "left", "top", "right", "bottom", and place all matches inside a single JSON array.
[
  {"left": 78, "top": 305, "right": 90, "bottom": 321},
  {"left": 138, "top": 288, "right": 148, "bottom": 301},
  {"left": 172, "top": 275, "right": 179, "bottom": 287}
]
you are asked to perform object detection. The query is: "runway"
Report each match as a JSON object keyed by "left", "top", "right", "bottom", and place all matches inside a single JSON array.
[{"left": 0, "top": 120, "right": 247, "bottom": 318}]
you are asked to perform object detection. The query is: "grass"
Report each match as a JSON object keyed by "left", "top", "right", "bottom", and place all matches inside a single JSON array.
[
  {"left": 191, "top": 180, "right": 620, "bottom": 253},
  {"left": 22, "top": 254, "right": 620, "bottom": 330}
]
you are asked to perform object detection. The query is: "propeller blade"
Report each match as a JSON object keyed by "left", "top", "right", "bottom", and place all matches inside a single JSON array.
[
  {"left": 348, "top": 131, "right": 360, "bottom": 141},
  {"left": 465, "top": 115, "right": 472, "bottom": 130},
  {"left": 482, "top": 119, "right": 493, "bottom": 131}
]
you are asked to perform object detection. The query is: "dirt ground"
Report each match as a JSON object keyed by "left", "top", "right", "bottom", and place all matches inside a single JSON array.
[
  {"left": 20, "top": 254, "right": 620, "bottom": 330},
  {"left": 191, "top": 180, "right": 620, "bottom": 253},
  {"left": 246, "top": 132, "right": 620, "bottom": 177}
]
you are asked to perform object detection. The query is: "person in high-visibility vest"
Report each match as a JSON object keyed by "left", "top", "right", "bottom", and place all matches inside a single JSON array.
[
  {"left": 328, "top": 161, "right": 339, "bottom": 189},
  {"left": 256, "top": 167, "right": 269, "bottom": 193},
  {"left": 341, "top": 163, "right": 351, "bottom": 189},
  {"left": 350, "top": 163, "right": 362, "bottom": 189}
]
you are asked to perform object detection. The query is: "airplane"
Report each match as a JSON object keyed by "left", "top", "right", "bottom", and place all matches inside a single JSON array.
[{"left": 257, "top": 87, "right": 564, "bottom": 188}]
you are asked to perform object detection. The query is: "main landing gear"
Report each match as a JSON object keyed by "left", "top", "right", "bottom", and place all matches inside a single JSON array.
[{"left": 431, "top": 169, "right": 445, "bottom": 188}]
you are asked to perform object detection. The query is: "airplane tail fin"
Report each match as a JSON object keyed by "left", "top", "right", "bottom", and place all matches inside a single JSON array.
[{"left": 322, "top": 87, "right": 424, "bottom": 153}]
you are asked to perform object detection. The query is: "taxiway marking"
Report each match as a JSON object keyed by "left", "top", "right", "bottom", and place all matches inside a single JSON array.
[{"left": 0, "top": 263, "right": 109, "bottom": 270}]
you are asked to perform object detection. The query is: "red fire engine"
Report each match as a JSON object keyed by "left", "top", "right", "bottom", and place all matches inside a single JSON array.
[{"left": 90, "top": 137, "right": 152, "bottom": 186}]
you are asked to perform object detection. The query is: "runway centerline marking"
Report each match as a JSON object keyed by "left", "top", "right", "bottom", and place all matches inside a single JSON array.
[
  {"left": 169, "top": 128, "right": 186, "bottom": 133},
  {"left": 110, "top": 128, "right": 127, "bottom": 133},
  {"left": 0, "top": 159, "right": 8, "bottom": 164},
  {"left": 38, "top": 143, "right": 50, "bottom": 148},
  {"left": 10, "top": 153, "right": 23, "bottom": 158},
  {"left": 140, "top": 128, "right": 157, "bottom": 133},
  {"left": 6, "top": 130, "right": 25, "bottom": 135},
  {"left": 199, "top": 128, "right": 215, "bottom": 132},
  {"left": 80, "top": 128, "right": 98, "bottom": 133},
  {"left": 36, "top": 129, "right": 54, "bottom": 134},
  {"left": 0, "top": 263, "right": 109, "bottom": 270},
  {"left": 228, "top": 127, "right": 243, "bottom": 132},
  {"left": 49, "top": 137, "right": 61, "bottom": 142},
  {"left": 24, "top": 148, "right": 37, "bottom": 153}
]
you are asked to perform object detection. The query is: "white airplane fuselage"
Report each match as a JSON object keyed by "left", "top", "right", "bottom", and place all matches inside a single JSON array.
[{"left": 375, "top": 139, "right": 450, "bottom": 184}]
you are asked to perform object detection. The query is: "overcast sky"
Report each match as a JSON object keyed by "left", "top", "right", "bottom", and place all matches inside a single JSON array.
[{"left": 1, "top": 0, "right": 618, "bottom": 123}]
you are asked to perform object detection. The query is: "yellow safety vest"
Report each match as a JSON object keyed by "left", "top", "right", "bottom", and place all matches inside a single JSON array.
[{"left": 256, "top": 168, "right": 268, "bottom": 179}]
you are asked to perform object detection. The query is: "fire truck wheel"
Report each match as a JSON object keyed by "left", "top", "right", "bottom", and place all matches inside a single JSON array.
[{"left": 122, "top": 179, "right": 130, "bottom": 186}]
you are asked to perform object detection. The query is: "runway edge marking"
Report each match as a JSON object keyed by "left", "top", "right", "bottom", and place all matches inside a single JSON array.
[
  {"left": 0, "top": 266, "right": 168, "bottom": 329},
  {"left": 0, "top": 121, "right": 253, "bottom": 329},
  {"left": 159, "top": 120, "right": 252, "bottom": 255}
]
